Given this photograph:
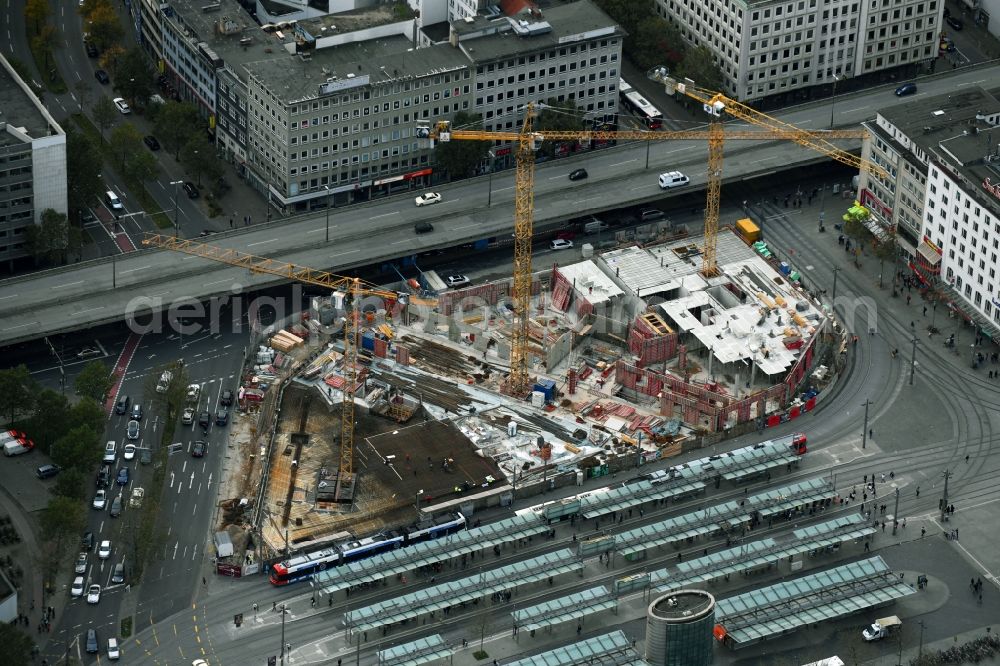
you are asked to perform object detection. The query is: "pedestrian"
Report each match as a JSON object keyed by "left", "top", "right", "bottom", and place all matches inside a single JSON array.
[
  {"left": 916, "top": 486, "right": 920, "bottom": 497},
  {"left": 921, "top": 526, "right": 926, "bottom": 537},
  {"left": 273, "top": 601, "right": 277, "bottom": 611},
  {"left": 310, "top": 596, "right": 316, "bottom": 607},
  {"left": 889, "top": 471, "right": 894, "bottom": 479},
  {"left": 864, "top": 541, "right": 870, "bottom": 552},
  {"left": 202, "top": 577, "right": 206, "bottom": 585},
  {"left": 907, "top": 295, "right": 911, "bottom": 305},
  {"left": 880, "top": 472, "right": 885, "bottom": 482},
  {"left": 229, "top": 217, "right": 234, "bottom": 228},
  {"left": 923, "top": 305, "right": 927, "bottom": 316},
  {"left": 966, "top": 454, "right": 970, "bottom": 463}
]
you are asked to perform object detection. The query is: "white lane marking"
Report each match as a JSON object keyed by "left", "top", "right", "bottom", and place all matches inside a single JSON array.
[
  {"left": 247, "top": 238, "right": 278, "bottom": 247},
  {"left": 120, "top": 265, "right": 151, "bottom": 274},
  {"left": 0, "top": 294, "right": 18, "bottom": 300},
  {"left": 609, "top": 159, "right": 637, "bottom": 167},
  {"left": 370, "top": 212, "right": 400, "bottom": 220},
  {"left": 494, "top": 186, "right": 514, "bottom": 192},
  {"left": 841, "top": 106, "right": 870, "bottom": 114},
  {"left": 205, "top": 279, "right": 232, "bottom": 287},
  {"left": 331, "top": 250, "right": 360, "bottom": 258},
  {"left": 54, "top": 280, "right": 85, "bottom": 289},
  {"left": 77, "top": 307, "right": 104, "bottom": 315},
  {"left": 455, "top": 223, "right": 479, "bottom": 230},
  {"left": 392, "top": 239, "right": 412, "bottom": 245}
]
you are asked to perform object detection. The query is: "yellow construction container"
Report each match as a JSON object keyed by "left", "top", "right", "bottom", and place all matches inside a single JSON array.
[{"left": 735, "top": 218, "right": 761, "bottom": 244}]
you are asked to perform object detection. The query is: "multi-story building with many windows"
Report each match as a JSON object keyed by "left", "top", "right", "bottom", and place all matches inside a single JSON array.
[
  {"left": 142, "top": 0, "right": 620, "bottom": 212},
  {"left": 0, "top": 54, "right": 67, "bottom": 266},
  {"left": 857, "top": 86, "right": 1000, "bottom": 333},
  {"left": 654, "top": 0, "right": 943, "bottom": 104}
]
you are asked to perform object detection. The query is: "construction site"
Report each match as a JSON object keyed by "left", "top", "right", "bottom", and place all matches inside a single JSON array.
[
  {"left": 144, "top": 74, "right": 878, "bottom": 561},
  {"left": 218, "top": 222, "right": 837, "bottom": 556}
]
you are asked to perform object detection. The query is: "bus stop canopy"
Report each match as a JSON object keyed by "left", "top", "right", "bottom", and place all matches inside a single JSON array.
[
  {"left": 715, "top": 556, "right": 916, "bottom": 648},
  {"left": 617, "top": 501, "right": 751, "bottom": 558},
  {"left": 344, "top": 549, "right": 582, "bottom": 634},
  {"left": 504, "top": 630, "right": 644, "bottom": 666},
  {"left": 580, "top": 478, "right": 706, "bottom": 520},
  {"left": 377, "top": 634, "right": 451, "bottom": 666},
  {"left": 751, "top": 478, "right": 837, "bottom": 519},
  {"left": 511, "top": 586, "right": 616, "bottom": 633},
  {"left": 315, "top": 514, "right": 549, "bottom": 593}
]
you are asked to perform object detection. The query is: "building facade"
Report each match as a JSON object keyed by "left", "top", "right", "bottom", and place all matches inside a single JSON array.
[
  {"left": 654, "top": 0, "right": 943, "bottom": 103},
  {"left": 858, "top": 87, "right": 1000, "bottom": 333},
  {"left": 0, "top": 55, "right": 67, "bottom": 265}
]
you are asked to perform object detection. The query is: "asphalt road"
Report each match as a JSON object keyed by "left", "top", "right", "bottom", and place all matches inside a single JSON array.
[
  {"left": 3, "top": 61, "right": 1000, "bottom": 346},
  {"left": 48, "top": 310, "right": 248, "bottom": 664}
]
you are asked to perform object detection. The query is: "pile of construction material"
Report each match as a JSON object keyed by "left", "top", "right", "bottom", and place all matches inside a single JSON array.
[{"left": 269, "top": 328, "right": 306, "bottom": 352}]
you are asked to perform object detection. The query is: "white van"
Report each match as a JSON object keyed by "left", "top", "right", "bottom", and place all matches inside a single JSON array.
[
  {"left": 105, "top": 190, "right": 124, "bottom": 216},
  {"left": 658, "top": 171, "right": 689, "bottom": 189}
]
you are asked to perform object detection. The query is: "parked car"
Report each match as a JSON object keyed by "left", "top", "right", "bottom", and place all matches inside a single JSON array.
[
  {"left": 895, "top": 82, "right": 917, "bottom": 96},
  {"left": 82, "top": 531, "right": 95, "bottom": 551},
  {"left": 183, "top": 182, "right": 200, "bottom": 198},
  {"left": 86, "top": 584, "right": 101, "bottom": 604},
  {"left": 550, "top": 239, "right": 574, "bottom": 251},
  {"left": 220, "top": 389, "right": 234, "bottom": 406},
  {"left": 107, "top": 637, "right": 120, "bottom": 660},
  {"left": 85, "top": 42, "right": 98, "bottom": 58},
  {"left": 215, "top": 409, "right": 229, "bottom": 426},
  {"left": 116, "top": 467, "right": 129, "bottom": 486},
  {"left": 946, "top": 15, "right": 963, "bottom": 30},
  {"left": 114, "top": 395, "right": 130, "bottom": 415},
  {"left": 35, "top": 464, "right": 60, "bottom": 479},
  {"left": 139, "top": 447, "right": 152, "bottom": 465},
  {"left": 103, "top": 440, "right": 117, "bottom": 464},
  {"left": 198, "top": 411, "right": 210, "bottom": 428},
  {"left": 92, "top": 489, "right": 107, "bottom": 510},
  {"left": 75, "top": 552, "right": 88, "bottom": 574},
  {"left": 639, "top": 208, "right": 666, "bottom": 222},
  {"left": 113, "top": 97, "right": 131, "bottom": 114},
  {"left": 111, "top": 562, "right": 125, "bottom": 584},
  {"left": 94, "top": 69, "right": 109, "bottom": 85},
  {"left": 191, "top": 440, "right": 207, "bottom": 457},
  {"left": 182, "top": 407, "right": 195, "bottom": 425},
  {"left": 71, "top": 576, "right": 85, "bottom": 598},
  {"left": 98, "top": 540, "right": 112, "bottom": 559},
  {"left": 414, "top": 192, "right": 442, "bottom": 207},
  {"left": 143, "top": 135, "right": 160, "bottom": 151},
  {"left": 568, "top": 168, "right": 588, "bottom": 181},
  {"left": 123, "top": 443, "right": 137, "bottom": 460},
  {"left": 97, "top": 465, "right": 112, "bottom": 488},
  {"left": 446, "top": 275, "right": 470, "bottom": 287},
  {"left": 127, "top": 420, "right": 139, "bottom": 440}
]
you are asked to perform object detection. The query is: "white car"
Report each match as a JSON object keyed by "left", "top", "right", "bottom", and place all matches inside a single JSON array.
[
  {"left": 182, "top": 406, "right": 195, "bottom": 425},
  {"left": 113, "top": 97, "right": 131, "bottom": 114},
  {"left": 550, "top": 239, "right": 574, "bottom": 250},
  {"left": 123, "top": 443, "right": 137, "bottom": 460},
  {"left": 75, "top": 551, "right": 88, "bottom": 574},
  {"left": 71, "top": 576, "right": 85, "bottom": 598},
  {"left": 107, "top": 637, "right": 120, "bottom": 660},
  {"left": 93, "top": 489, "right": 107, "bottom": 510},
  {"left": 446, "top": 275, "right": 470, "bottom": 288},
  {"left": 127, "top": 420, "right": 139, "bottom": 440},
  {"left": 98, "top": 540, "right": 112, "bottom": 559},
  {"left": 414, "top": 192, "right": 441, "bottom": 207},
  {"left": 86, "top": 584, "right": 101, "bottom": 604}
]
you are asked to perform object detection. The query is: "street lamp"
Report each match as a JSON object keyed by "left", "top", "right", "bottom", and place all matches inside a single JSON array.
[
  {"left": 324, "top": 185, "right": 331, "bottom": 242},
  {"left": 415, "top": 489, "right": 423, "bottom": 518},
  {"left": 487, "top": 150, "right": 496, "bottom": 208},
  {"left": 829, "top": 74, "right": 842, "bottom": 129},
  {"left": 170, "top": 180, "right": 183, "bottom": 238}
]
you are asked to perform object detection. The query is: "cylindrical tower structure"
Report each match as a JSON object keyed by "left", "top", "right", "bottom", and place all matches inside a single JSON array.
[{"left": 645, "top": 589, "right": 716, "bottom": 666}]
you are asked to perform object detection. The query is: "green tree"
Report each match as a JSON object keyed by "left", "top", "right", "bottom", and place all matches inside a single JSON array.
[
  {"left": 115, "top": 48, "right": 154, "bottom": 105},
  {"left": 31, "top": 24, "right": 57, "bottom": 71},
  {"left": 67, "top": 127, "right": 103, "bottom": 212},
  {"left": 536, "top": 98, "right": 584, "bottom": 157},
  {"left": 92, "top": 95, "right": 118, "bottom": 142},
  {"left": 676, "top": 45, "right": 724, "bottom": 91},
  {"left": 874, "top": 234, "right": 899, "bottom": 290},
  {"left": 99, "top": 44, "right": 126, "bottom": 79},
  {"left": 50, "top": 424, "right": 101, "bottom": 472},
  {"left": 40, "top": 495, "right": 86, "bottom": 565},
  {"left": 631, "top": 17, "right": 686, "bottom": 71},
  {"left": 0, "top": 624, "right": 33, "bottom": 665},
  {"left": 127, "top": 148, "right": 159, "bottom": 185},
  {"left": 75, "top": 360, "right": 115, "bottom": 403},
  {"left": 110, "top": 123, "right": 144, "bottom": 171},
  {"left": 433, "top": 111, "right": 490, "bottom": 180},
  {"left": 24, "top": 0, "right": 49, "bottom": 32},
  {"left": 54, "top": 468, "right": 87, "bottom": 501},
  {"left": 155, "top": 101, "right": 202, "bottom": 158},
  {"left": 26, "top": 388, "right": 70, "bottom": 454},
  {"left": 87, "top": 3, "right": 123, "bottom": 52},
  {"left": 24, "top": 208, "right": 69, "bottom": 265},
  {"left": 0, "top": 365, "right": 36, "bottom": 427},
  {"left": 69, "top": 398, "right": 106, "bottom": 437},
  {"left": 180, "top": 137, "right": 222, "bottom": 187},
  {"left": 67, "top": 221, "right": 84, "bottom": 262}
]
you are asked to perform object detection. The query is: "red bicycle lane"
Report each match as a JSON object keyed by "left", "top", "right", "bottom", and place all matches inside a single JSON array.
[{"left": 103, "top": 332, "right": 143, "bottom": 415}]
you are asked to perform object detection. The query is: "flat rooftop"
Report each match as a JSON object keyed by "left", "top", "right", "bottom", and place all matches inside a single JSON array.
[
  {"left": 650, "top": 590, "right": 715, "bottom": 622},
  {"left": 0, "top": 55, "right": 61, "bottom": 141},
  {"left": 556, "top": 259, "right": 624, "bottom": 305}
]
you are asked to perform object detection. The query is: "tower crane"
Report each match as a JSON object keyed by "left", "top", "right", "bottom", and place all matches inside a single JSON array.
[
  {"left": 141, "top": 233, "right": 406, "bottom": 503},
  {"left": 422, "top": 92, "right": 883, "bottom": 396}
]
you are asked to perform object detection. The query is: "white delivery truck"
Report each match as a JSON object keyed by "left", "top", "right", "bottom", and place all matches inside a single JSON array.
[
  {"left": 214, "top": 531, "right": 234, "bottom": 558},
  {"left": 862, "top": 615, "right": 902, "bottom": 641}
]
